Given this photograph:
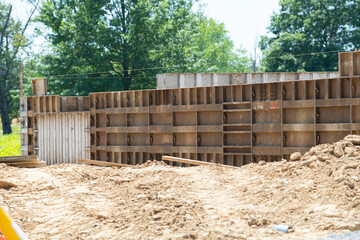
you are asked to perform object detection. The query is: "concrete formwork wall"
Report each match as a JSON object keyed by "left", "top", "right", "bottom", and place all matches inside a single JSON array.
[
  {"left": 157, "top": 72, "right": 339, "bottom": 89},
  {"left": 20, "top": 51, "right": 360, "bottom": 167},
  {"left": 89, "top": 75, "right": 360, "bottom": 166},
  {"left": 21, "top": 95, "right": 90, "bottom": 164},
  {"left": 38, "top": 113, "right": 90, "bottom": 165},
  {"left": 86, "top": 51, "right": 360, "bottom": 166}
]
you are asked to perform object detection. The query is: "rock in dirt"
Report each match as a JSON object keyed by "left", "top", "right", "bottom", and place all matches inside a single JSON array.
[
  {"left": 301, "top": 157, "right": 316, "bottom": 167},
  {"left": 290, "top": 152, "right": 302, "bottom": 161},
  {"left": 317, "top": 153, "right": 329, "bottom": 162},
  {"left": 344, "top": 135, "right": 360, "bottom": 145},
  {"left": 333, "top": 144, "right": 344, "bottom": 158},
  {"left": 344, "top": 146, "right": 356, "bottom": 157},
  {"left": 0, "top": 180, "right": 17, "bottom": 189}
]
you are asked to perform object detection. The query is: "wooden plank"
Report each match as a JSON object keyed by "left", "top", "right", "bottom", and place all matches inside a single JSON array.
[
  {"left": 0, "top": 155, "right": 38, "bottom": 161},
  {"left": 162, "top": 156, "right": 239, "bottom": 168},
  {"left": 0, "top": 156, "right": 39, "bottom": 164},
  {"left": 0, "top": 158, "right": 39, "bottom": 164},
  {"left": 79, "top": 159, "right": 133, "bottom": 168},
  {"left": 7, "top": 162, "right": 46, "bottom": 168},
  {"left": 0, "top": 181, "right": 17, "bottom": 189}
]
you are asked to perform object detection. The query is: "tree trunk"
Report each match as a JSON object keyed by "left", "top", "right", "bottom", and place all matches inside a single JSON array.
[
  {"left": 0, "top": 91, "right": 12, "bottom": 135},
  {"left": 122, "top": 64, "right": 130, "bottom": 90},
  {"left": 120, "top": 0, "right": 130, "bottom": 90}
]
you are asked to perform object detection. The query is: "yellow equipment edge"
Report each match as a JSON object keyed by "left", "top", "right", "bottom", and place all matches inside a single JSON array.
[{"left": 0, "top": 207, "right": 28, "bottom": 240}]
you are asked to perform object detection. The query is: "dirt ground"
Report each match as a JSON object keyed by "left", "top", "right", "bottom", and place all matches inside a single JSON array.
[{"left": 1, "top": 136, "right": 360, "bottom": 239}]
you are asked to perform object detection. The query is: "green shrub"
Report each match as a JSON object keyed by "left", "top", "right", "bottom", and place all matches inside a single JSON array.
[{"left": 0, "top": 125, "right": 21, "bottom": 156}]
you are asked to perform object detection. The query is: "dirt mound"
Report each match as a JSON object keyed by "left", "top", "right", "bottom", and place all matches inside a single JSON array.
[
  {"left": 0, "top": 136, "right": 360, "bottom": 239},
  {"left": 135, "top": 160, "right": 168, "bottom": 168}
]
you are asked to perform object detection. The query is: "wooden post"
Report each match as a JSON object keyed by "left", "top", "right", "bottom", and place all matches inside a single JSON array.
[{"left": 19, "top": 62, "right": 23, "bottom": 97}]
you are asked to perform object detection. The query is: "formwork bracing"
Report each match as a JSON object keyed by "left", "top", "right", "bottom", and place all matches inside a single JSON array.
[{"left": 20, "top": 51, "right": 360, "bottom": 166}]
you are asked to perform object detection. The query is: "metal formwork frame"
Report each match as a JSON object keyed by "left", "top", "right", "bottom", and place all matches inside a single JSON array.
[
  {"left": 21, "top": 51, "right": 360, "bottom": 166},
  {"left": 21, "top": 95, "right": 90, "bottom": 164},
  {"left": 85, "top": 51, "right": 360, "bottom": 166}
]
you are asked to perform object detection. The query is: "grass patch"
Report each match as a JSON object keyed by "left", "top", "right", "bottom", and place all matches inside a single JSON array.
[{"left": 0, "top": 125, "right": 21, "bottom": 156}]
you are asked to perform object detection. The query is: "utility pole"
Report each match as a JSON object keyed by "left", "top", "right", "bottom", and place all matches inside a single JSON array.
[
  {"left": 19, "top": 62, "right": 23, "bottom": 97},
  {"left": 253, "top": 34, "right": 258, "bottom": 73}
]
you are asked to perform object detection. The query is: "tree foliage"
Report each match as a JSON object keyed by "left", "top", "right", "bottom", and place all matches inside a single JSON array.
[
  {"left": 260, "top": 0, "right": 360, "bottom": 72},
  {"left": 38, "top": 0, "right": 252, "bottom": 95},
  {"left": 0, "top": 1, "right": 38, "bottom": 134}
]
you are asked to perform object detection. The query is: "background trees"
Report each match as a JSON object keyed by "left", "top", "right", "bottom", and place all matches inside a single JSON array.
[
  {"left": 38, "top": 0, "right": 252, "bottom": 96},
  {"left": 260, "top": 0, "right": 360, "bottom": 72},
  {"left": 7, "top": 0, "right": 360, "bottom": 135},
  {"left": 0, "top": 1, "right": 38, "bottom": 134}
]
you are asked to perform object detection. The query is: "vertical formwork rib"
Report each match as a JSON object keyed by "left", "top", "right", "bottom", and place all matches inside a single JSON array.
[
  {"left": 20, "top": 51, "right": 360, "bottom": 166},
  {"left": 87, "top": 52, "right": 360, "bottom": 166}
]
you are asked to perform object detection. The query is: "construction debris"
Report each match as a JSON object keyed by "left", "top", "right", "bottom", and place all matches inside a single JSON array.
[
  {"left": 272, "top": 225, "right": 294, "bottom": 233},
  {"left": 0, "top": 156, "right": 45, "bottom": 168}
]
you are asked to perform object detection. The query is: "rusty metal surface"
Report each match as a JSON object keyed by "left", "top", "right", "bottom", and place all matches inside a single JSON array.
[
  {"left": 20, "top": 51, "right": 360, "bottom": 166},
  {"left": 87, "top": 78, "right": 360, "bottom": 166}
]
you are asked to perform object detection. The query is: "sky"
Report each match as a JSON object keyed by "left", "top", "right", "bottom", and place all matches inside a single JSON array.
[
  {"left": 198, "top": 0, "right": 280, "bottom": 54},
  {"left": 8, "top": 0, "right": 280, "bottom": 55}
]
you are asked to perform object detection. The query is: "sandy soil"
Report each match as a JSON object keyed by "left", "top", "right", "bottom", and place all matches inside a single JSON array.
[{"left": 1, "top": 136, "right": 360, "bottom": 239}]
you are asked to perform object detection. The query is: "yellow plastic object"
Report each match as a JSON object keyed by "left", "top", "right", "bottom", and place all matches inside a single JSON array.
[{"left": 0, "top": 207, "right": 28, "bottom": 240}]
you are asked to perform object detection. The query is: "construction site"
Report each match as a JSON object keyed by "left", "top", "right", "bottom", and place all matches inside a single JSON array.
[{"left": 1, "top": 51, "right": 360, "bottom": 239}]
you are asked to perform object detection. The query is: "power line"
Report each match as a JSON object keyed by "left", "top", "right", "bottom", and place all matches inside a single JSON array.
[
  {"left": 266, "top": 50, "right": 345, "bottom": 59},
  {"left": 44, "top": 71, "right": 114, "bottom": 77},
  {"left": 39, "top": 65, "right": 186, "bottom": 78},
  {"left": 31, "top": 49, "right": 351, "bottom": 79},
  {"left": 47, "top": 76, "right": 156, "bottom": 80},
  {"left": 109, "top": 65, "right": 186, "bottom": 72}
]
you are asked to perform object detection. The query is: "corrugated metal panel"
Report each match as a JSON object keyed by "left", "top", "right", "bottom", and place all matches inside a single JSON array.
[{"left": 38, "top": 112, "right": 90, "bottom": 165}]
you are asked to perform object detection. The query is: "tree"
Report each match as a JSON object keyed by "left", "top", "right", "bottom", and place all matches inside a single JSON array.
[
  {"left": 0, "top": 1, "right": 39, "bottom": 134},
  {"left": 260, "top": 0, "right": 360, "bottom": 72},
  {"left": 38, "top": 0, "right": 251, "bottom": 95},
  {"left": 181, "top": 17, "right": 251, "bottom": 73}
]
